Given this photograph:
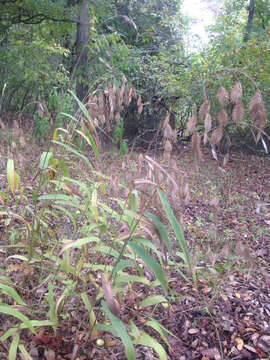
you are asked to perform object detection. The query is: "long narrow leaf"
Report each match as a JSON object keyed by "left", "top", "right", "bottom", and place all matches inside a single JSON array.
[
  {"left": 0, "top": 283, "right": 26, "bottom": 305},
  {"left": 81, "top": 292, "right": 98, "bottom": 335},
  {"left": 59, "top": 236, "right": 100, "bottom": 255},
  {"left": 7, "top": 159, "right": 15, "bottom": 194},
  {"left": 38, "top": 194, "right": 76, "bottom": 201},
  {"left": 112, "top": 259, "right": 136, "bottom": 278},
  {"left": 157, "top": 189, "right": 196, "bottom": 287},
  {"left": 0, "top": 320, "right": 58, "bottom": 341},
  {"left": 47, "top": 282, "right": 58, "bottom": 324},
  {"left": 157, "top": 189, "right": 191, "bottom": 268},
  {"left": 9, "top": 333, "right": 19, "bottom": 360},
  {"left": 128, "top": 241, "right": 168, "bottom": 293},
  {"left": 76, "top": 128, "right": 101, "bottom": 161},
  {"left": 133, "top": 330, "right": 167, "bottom": 360},
  {"left": 40, "top": 152, "right": 53, "bottom": 170},
  {"left": 52, "top": 140, "right": 93, "bottom": 170},
  {"left": 18, "top": 345, "right": 33, "bottom": 360},
  {"left": 102, "top": 301, "right": 135, "bottom": 360},
  {"left": 145, "top": 319, "right": 172, "bottom": 348},
  {"left": 133, "top": 237, "right": 163, "bottom": 265},
  {"left": 140, "top": 295, "right": 168, "bottom": 308},
  {"left": 145, "top": 212, "right": 171, "bottom": 253},
  {"left": 115, "top": 274, "right": 150, "bottom": 286},
  {"left": 68, "top": 90, "right": 96, "bottom": 132},
  {"left": 0, "top": 306, "right": 35, "bottom": 333}
]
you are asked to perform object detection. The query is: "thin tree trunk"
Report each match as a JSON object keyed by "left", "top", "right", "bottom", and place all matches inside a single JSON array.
[
  {"left": 75, "top": 0, "right": 90, "bottom": 101},
  {"left": 243, "top": 0, "right": 255, "bottom": 42}
]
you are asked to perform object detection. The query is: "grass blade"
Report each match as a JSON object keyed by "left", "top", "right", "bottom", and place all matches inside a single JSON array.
[
  {"left": 7, "top": 159, "right": 15, "bottom": 194},
  {"left": 9, "top": 333, "right": 19, "bottom": 360},
  {"left": 59, "top": 236, "right": 100, "bottom": 255},
  {"left": 52, "top": 140, "right": 93, "bottom": 170},
  {"left": 0, "top": 306, "right": 35, "bottom": 334},
  {"left": 0, "top": 282, "right": 26, "bottom": 306},
  {"left": 145, "top": 212, "right": 171, "bottom": 253},
  {"left": 40, "top": 152, "right": 53, "bottom": 170},
  {"left": 102, "top": 300, "right": 135, "bottom": 360},
  {"left": 128, "top": 241, "right": 168, "bottom": 293},
  {"left": 140, "top": 295, "right": 168, "bottom": 308},
  {"left": 133, "top": 330, "right": 167, "bottom": 360},
  {"left": 18, "top": 344, "right": 33, "bottom": 360}
]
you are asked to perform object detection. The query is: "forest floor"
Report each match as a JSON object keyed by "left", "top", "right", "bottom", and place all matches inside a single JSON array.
[{"left": 0, "top": 123, "right": 270, "bottom": 360}]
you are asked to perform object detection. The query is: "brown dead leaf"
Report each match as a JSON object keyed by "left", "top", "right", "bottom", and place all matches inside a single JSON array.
[
  {"left": 44, "top": 348, "right": 56, "bottom": 360},
  {"left": 202, "top": 347, "right": 221, "bottom": 360},
  {"left": 102, "top": 274, "right": 121, "bottom": 317},
  {"left": 235, "top": 337, "right": 244, "bottom": 351}
]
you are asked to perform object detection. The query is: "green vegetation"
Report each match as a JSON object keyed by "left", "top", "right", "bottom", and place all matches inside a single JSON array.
[{"left": 0, "top": 0, "right": 270, "bottom": 358}]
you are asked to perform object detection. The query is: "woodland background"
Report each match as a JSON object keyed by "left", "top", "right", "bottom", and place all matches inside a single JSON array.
[{"left": 0, "top": 1, "right": 270, "bottom": 360}]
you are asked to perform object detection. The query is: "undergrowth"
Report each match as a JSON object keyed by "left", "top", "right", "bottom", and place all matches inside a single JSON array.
[{"left": 0, "top": 92, "right": 196, "bottom": 360}]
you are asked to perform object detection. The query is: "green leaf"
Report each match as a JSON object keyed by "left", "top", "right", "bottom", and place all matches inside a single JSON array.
[
  {"left": 133, "top": 237, "right": 163, "bottom": 265},
  {"left": 53, "top": 205, "right": 77, "bottom": 231},
  {"left": 115, "top": 274, "right": 150, "bottom": 286},
  {"left": 68, "top": 90, "right": 95, "bottom": 129},
  {"left": 9, "top": 333, "right": 20, "bottom": 360},
  {"left": 145, "top": 319, "right": 173, "bottom": 348},
  {"left": 133, "top": 330, "right": 167, "bottom": 360},
  {"left": 94, "top": 323, "right": 114, "bottom": 333},
  {"left": 92, "top": 245, "right": 120, "bottom": 258},
  {"left": 128, "top": 241, "right": 168, "bottom": 293},
  {"left": 0, "top": 282, "right": 26, "bottom": 306},
  {"left": 59, "top": 236, "right": 100, "bottom": 255},
  {"left": 18, "top": 344, "right": 32, "bottom": 360},
  {"left": 0, "top": 320, "right": 58, "bottom": 341},
  {"left": 77, "top": 128, "right": 101, "bottom": 162},
  {"left": 47, "top": 282, "right": 58, "bottom": 324},
  {"left": 0, "top": 305, "right": 35, "bottom": 334},
  {"left": 145, "top": 212, "right": 171, "bottom": 253},
  {"left": 140, "top": 295, "right": 168, "bottom": 308},
  {"left": 81, "top": 292, "right": 97, "bottom": 332},
  {"left": 157, "top": 189, "right": 196, "bottom": 287},
  {"left": 40, "top": 152, "right": 53, "bottom": 170},
  {"left": 52, "top": 140, "right": 93, "bottom": 170},
  {"left": 0, "top": 327, "right": 18, "bottom": 342},
  {"left": 85, "top": 264, "right": 113, "bottom": 272},
  {"left": 102, "top": 300, "right": 135, "bottom": 360},
  {"left": 112, "top": 259, "right": 136, "bottom": 278},
  {"left": 38, "top": 194, "right": 76, "bottom": 201},
  {"left": 7, "top": 159, "right": 15, "bottom": 194}
]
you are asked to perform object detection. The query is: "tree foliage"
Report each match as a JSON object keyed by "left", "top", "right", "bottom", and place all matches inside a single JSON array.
[{"left": 0, "top": 0, "right": 269, "bottom": 151}]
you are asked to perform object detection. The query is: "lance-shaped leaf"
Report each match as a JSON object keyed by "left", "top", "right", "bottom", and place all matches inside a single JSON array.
[
  {"left": 128, "top": 241, "right": 169, "bottom": 293},
  {"left": 102, "top": 301, "right": 135, "bottom": 360}
]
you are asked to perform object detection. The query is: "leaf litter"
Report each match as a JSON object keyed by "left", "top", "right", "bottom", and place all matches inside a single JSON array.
[{"left": 0, "top": 130, "right": 269, "bottom": 359}]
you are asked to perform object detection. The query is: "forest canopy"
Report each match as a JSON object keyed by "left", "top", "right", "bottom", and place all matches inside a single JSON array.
[{"left": 0, "top": 0, "right": 269, "bottom": 153}]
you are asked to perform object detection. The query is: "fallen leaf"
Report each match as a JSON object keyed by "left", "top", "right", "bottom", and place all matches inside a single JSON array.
[
  {"left": 235, "top": 337, "right": 244, "bottom": 350},
  {"left": 44, "top": 348, "right": 56, "bottom": 360}
]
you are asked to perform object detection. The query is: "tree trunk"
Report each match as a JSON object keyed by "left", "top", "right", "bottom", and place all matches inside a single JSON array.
[
  {"left": 243, "top": 0, "right": 255, "bottom": 42},
  {"left": 75, "top": 0, "right": 90, "bottom": 101}
]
